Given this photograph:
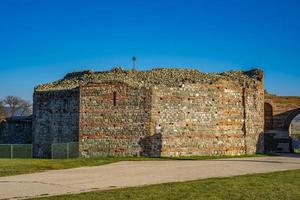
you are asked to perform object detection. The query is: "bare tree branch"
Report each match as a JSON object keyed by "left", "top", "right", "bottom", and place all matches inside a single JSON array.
[
  {"left": 0, "top": 101, "right": 6, "bottom": 120},
  {"left": 1, "top": 96, "right": 32, "bottom": 117},
  {"left": 19, "top": 100, "right": 32, "bottom": 116}
]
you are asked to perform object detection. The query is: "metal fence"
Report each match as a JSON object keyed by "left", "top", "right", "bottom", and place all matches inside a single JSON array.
[
  {"left": 0, "top": 144, "right": 33, "bottom": 158},
  {"left": 51, "top": 142, "right": 79, "bottom": 159},
  {"left": 0, "top": 142, "right": 79, "bottom": 159}
]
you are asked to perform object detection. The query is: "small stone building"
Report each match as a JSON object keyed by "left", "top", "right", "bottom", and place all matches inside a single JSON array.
[{"left": 33, "top": 68, "right": 265, "bottom": 158}]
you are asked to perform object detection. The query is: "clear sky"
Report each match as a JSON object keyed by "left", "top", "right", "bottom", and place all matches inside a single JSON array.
[{"left": 0, "top": 0, "right": 299, "bottom": 101}]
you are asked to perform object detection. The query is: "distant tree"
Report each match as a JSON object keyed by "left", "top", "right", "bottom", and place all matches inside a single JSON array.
[
  {"left": 1, "top": 96, "right": 32, "bottom": 117},
  {"left": 0, "top": 102, "right": 6, "bottom": 120}
]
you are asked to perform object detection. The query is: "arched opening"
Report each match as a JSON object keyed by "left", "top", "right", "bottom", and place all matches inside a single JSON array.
[
  {"left": 284, "top": 109, "right": 300, "bottom": 131},
  {"left": 289, "top": 114, "right": 300, "bottom": 135},
  {"left": 282, "top": 108, "right": 300, "bottom": 152},
  {"left": 264, "top": 103, "right": 273, "bottom": 131}
]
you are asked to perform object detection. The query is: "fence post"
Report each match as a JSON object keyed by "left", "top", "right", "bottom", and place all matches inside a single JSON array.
[
  {"left": 10, "top": 145, "right": 13, "bottom": 159},
  {"left": 67, "top": 143, "right": 69, "bottom": 159},
  {"left": 51, "top": 144, "right": 53, "bottom": 160},
  {"left": 31, "top": 144, "right": 33, "bottom": 158}
]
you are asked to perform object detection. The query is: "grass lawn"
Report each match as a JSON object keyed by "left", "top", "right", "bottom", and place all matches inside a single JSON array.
[
  {"left": 35, "top": 169, "right": 300, "bottom": 200},
  {"left": 0, "top": 154, "right": 266, "bottom": 177}
]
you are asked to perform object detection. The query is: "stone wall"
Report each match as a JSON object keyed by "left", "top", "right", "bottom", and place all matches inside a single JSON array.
[
  {"left": 33, "top": 68, "right": 265, "bottom": 157},
  {"left": 79, "top": 82, "right": 152, "bottom": 157},
  {"left": 33, "top": 89, "right": 80, "bottom": 158},
  {"left": 78, "top": 79, "right": 264, "bottom": 157},
  {"left": 150, "top": 79, "right": 264, "bottom": 157},
  {"left": 0, "top": 116, "right": 32, "bottom": 144}
]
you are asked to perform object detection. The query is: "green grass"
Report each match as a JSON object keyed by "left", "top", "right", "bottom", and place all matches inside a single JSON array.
[
  {"left": 34, "top": 169, "right": 300, "bottom": 200},
  {"left": 0, "top": 154, "right": 266, "bottom": 177}
]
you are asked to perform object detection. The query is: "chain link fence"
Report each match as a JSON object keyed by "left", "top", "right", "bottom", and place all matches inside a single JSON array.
[
  {"left": 0, "top": 142, "right": 79, "bottom": 159},
  {"left": 51, "top": 142, "right": 79, "bottom": 159},
  {"left": 0, "top": 144, "right": 33, "bottom": 158}
]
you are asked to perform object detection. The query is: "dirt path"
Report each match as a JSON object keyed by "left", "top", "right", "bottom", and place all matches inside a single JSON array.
[{"left": 1, "top": 155, "right": 300, "bottom": 199}]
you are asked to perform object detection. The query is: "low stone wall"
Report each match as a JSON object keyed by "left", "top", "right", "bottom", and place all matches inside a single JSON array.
[{"left": 0, "top": 116, "right": 32, "bottom": 144}]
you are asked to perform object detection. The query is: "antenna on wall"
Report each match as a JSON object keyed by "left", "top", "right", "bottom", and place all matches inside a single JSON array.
[{"left": 132, "top": 56, "right": 136, "bottom": 70}]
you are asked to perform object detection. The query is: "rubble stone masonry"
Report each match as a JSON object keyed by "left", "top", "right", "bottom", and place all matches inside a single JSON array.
[
  {"left": 0, "top": 116, "right": 32, "bottom": 144},
  {"left": 151, "top": 80, "right": 264, "bottom": 156},
  {"left": 79, "top": 82, "right": 152, "bottom": 157},
  {"left": 33, "top": 89, "right": 80, "bottom": 158},
  {"left": 33, "top": 68, "right": 265, "bottom": 158}
]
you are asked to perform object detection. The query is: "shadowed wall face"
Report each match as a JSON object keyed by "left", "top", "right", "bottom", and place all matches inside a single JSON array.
[
  {"left": 79, "top": 83, "right": 152, "bottom": 157},
  {"left": 0, "top": 116, "right": 32, "bottom": 144},
  {"left": 264, "top": 103, "right": 273, "bottom": 131},
  {"left": 33, "top": 89, "right": 80, "bottom": 158}
]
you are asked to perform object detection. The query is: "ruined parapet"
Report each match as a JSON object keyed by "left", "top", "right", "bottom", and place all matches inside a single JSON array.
[{"left": 35, "top": 68, "right": 263, "bottom": 91}]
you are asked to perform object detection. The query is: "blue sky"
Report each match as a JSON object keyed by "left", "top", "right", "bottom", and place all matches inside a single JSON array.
[{"left": 0, "top": 0, "right": 299, "bottom": 101}]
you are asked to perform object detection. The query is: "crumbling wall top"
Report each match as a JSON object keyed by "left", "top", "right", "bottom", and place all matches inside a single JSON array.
[{"left": 35, "top": 67, "right": 263, "bottom": 91}]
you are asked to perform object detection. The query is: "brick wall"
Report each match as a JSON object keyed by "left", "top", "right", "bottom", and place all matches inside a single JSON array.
[
  {"left": 150, "top": 80, "right": 264, "bottom": 156},
  {"left": 78, "top": 79, "right": 264, "bottom": 157},
  {"left": 79, "top": 82, "right": 152, "bottom": 157}
]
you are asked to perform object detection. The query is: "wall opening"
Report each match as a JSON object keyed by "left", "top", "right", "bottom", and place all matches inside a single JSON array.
[
  {"left": 284, "top": 109, "right": 300, "bottom": 131},
  {"left": 113, "top": 91, "right": 117, "bottom": 106},
  {"left": 289, "top": 114, "right": 300, "bottom": 135},
  {"left": 264, "top": 103, "right": 273, "bottom": 131},
  {"left": 289, "top": 113, "right": 300, "bottom": 152}
]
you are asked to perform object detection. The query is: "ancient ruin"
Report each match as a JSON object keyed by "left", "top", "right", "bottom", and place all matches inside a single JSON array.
[
  {"left": 32, "top": 68, "right": 265, "bottom": 158},
  {"left": 1, "top": 67, "right": 300, "bottom": 158}
]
